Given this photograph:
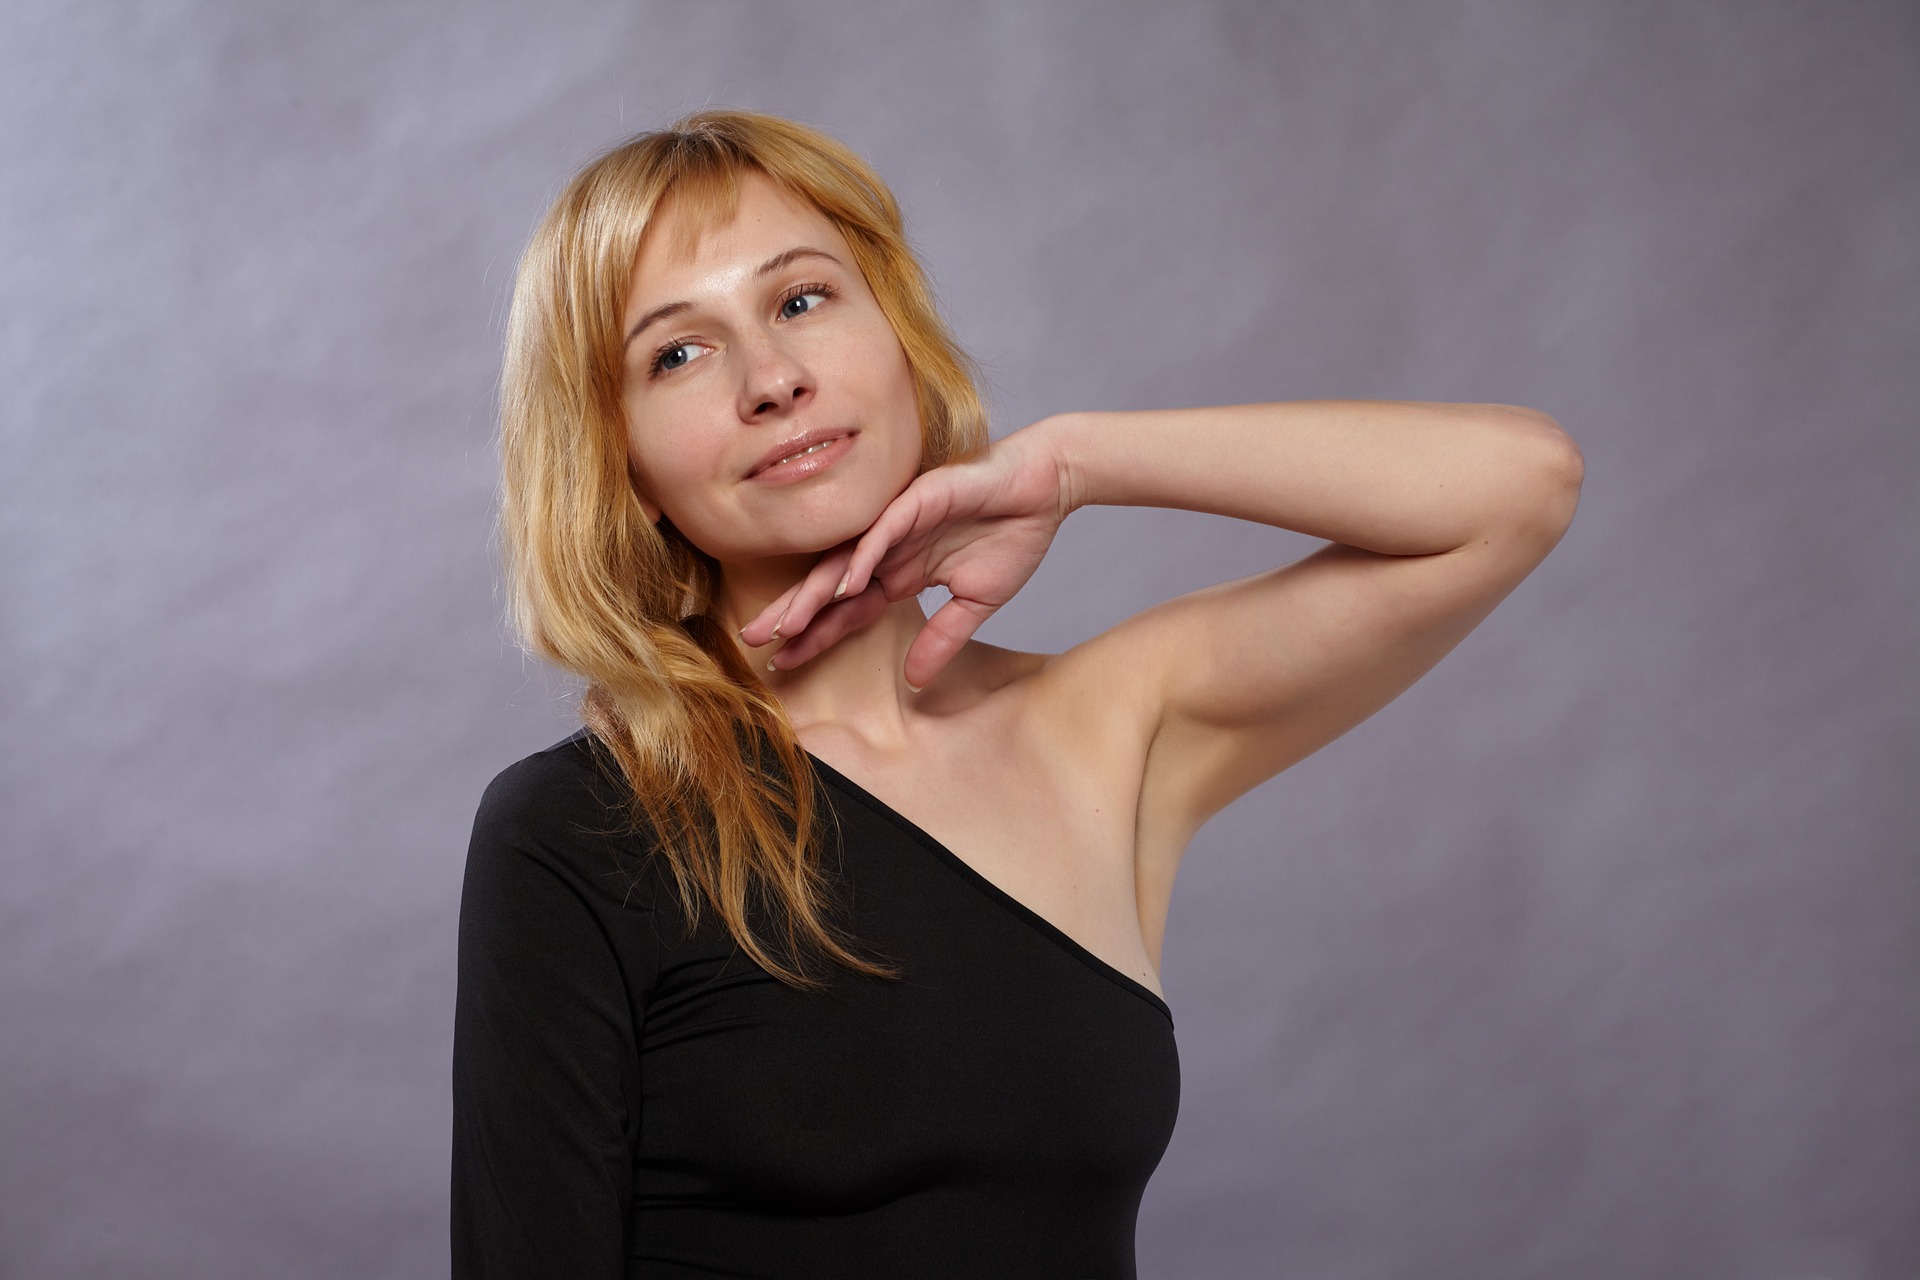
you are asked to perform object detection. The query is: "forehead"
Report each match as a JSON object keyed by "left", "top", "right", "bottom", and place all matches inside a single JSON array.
[{"left": 629, "top": 171, "right": 846, "bottom": 292}]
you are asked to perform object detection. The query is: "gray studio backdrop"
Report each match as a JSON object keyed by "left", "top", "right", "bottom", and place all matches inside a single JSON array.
[{"left": 3, "top": 1, "right": 1914, "bottom": 1276}]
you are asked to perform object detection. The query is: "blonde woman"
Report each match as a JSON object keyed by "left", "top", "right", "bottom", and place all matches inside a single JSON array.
[{"left": 450, "top": 108, "right": 1583, "bottom": 1278}]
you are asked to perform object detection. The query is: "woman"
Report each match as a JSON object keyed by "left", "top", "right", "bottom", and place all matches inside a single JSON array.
[{"left": 451, "top": 108, "right": 1583, "bottom": 1278}]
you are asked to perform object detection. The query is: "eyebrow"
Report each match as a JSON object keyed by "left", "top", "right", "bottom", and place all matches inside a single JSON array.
[{"left": 622, "top": 246, "right": 845, "bottom": 351}]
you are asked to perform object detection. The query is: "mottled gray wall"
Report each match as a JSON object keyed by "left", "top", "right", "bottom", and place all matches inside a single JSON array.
[{"left": 3, "top": 1, "right": 1913, "bottom": 1276}]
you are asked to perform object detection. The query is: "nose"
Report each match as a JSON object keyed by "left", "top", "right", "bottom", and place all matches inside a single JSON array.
[{"left": 735, "top": 328, "right": 813, "bottom": 420}]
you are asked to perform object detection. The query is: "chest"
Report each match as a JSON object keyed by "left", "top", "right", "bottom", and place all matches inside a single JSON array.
[
  {"left": 630, "top": 780, "right": 1179, "bottom": 1224},
  {"left": 800, "top": 728, "right": 1165, "bottom": 1002}
]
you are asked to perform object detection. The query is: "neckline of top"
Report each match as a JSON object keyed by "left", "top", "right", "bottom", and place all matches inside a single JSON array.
[{"left": 803, "top": 749, "right": 1173, "bottom": 1023}]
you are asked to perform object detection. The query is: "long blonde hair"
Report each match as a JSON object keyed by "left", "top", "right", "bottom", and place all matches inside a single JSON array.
[{"left": 498, "top": 109, "right": 990, "bottom": 990}]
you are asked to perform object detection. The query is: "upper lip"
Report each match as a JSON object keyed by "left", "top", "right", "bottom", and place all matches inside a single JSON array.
[{"left": 745, "top": 427, "right": 856, "bottom": 478}]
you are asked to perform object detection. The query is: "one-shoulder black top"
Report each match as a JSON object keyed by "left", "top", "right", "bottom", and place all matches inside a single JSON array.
[{"left": 451, "top": 728, "right": 1179, "bottom": 1279}]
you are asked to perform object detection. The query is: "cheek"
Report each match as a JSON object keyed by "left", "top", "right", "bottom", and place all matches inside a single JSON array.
[
  {"left": 888, "top": 352, "right": 924, "bottom": 456},
  {"left": 624, "top": 412, "right": 729, "bottom": 505},
  {"left": 855, "top": 325, "right": 918, "bottom": 421},
  {"left": 620, "top": 414, "right": 683, "bottom": 508},
  {"left": 619, "top": 420, "right": 654, "bottom": 487}
]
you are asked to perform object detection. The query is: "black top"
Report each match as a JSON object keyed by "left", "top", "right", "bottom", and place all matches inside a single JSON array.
[{"left": 451, "top": 729, "right": 1179, "bottom": 1279}]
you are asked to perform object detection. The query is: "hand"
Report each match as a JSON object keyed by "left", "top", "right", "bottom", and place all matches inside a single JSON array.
[{"left": 740, "top": 421, "right": 1074, "bottom": 691}]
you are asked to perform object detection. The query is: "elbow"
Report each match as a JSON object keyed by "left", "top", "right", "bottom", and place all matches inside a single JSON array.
[
  {"left": 1530, "top": 426, "right": 1584, "bottom": 539},
  {"left": 1482, "top": 404, "right": 1580, "bottom": 466},
  {"left": 1534, "top": 419, "right": 1584, "bottom": 497},
  {"left": 1487, "top": 406, "right": 1584, "bottom": 537}
]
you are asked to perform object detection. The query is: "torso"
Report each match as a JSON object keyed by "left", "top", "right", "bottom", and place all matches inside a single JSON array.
[{"left": 793, "top": 639, "right": 1184, "bottom": 1003}]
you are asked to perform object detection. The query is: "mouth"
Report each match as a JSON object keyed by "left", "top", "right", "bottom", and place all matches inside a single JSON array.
[{"left": 746, "top": 429, "right": 858, "bottom": 479}]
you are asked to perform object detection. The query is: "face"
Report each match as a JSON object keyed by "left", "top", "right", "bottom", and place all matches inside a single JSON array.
[{"left": 618, "top": 170, "right": 924, "bottom": 569}]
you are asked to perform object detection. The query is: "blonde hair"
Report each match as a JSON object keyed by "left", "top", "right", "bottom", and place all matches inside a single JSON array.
[{"left": 498, "top": 108, "right": 990, "bottom": 990}]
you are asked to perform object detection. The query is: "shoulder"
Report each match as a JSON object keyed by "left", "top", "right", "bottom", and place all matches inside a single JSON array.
[
  {"left": 474, "top": 728, "right": 625, "bottom": 835},
  {"left": 939, "top": 637, "right": 1153, "bottom": 765},
  {"left": 948, "top": 637, "right": 1160, "bottom": 824},
  {"left": 467, "top": 728, "right": 663, "bottom": 909},
  {"left": 956, "top": 638, "right": 1054, "bottom": 691},
  {"left": 985, "top": 630, "right": 1159, "bottom": 762}
]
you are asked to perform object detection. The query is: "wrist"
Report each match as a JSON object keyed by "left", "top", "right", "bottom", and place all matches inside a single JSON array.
[{"left": 1033, "top": 411, "right": 1099, "bottom": 516}]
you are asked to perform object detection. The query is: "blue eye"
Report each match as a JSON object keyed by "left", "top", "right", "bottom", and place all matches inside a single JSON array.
[
  {"left": 645, "top": 282, "right": 833, "bottom": 378},
  {"left": 648, "top": 336, "right": 708, "bottom": 378},
  {"left": 781, "top": 288, "right": 829, "bottom": 319}
]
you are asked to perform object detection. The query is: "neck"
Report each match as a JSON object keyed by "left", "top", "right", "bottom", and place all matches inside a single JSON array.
[{"left": 715, "top": 562, "right": 929, "bottom": 749}]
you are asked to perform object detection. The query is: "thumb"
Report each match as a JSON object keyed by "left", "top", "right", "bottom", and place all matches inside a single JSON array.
[{"left": 903, "top": 595, "right": 995, "bottom": 692}]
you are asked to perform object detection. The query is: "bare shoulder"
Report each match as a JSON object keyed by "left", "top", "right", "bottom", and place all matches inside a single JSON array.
[
  {"left": 960, "top": 637, "right": 1121, "bottom": 725},
  {"left": 1009, "top": 480, "right": 1577, "bottom": 854},
  {"left": 959, "top": 637, "right": 1054, "bottom": 689},
  {"left": 1016, "top": 620, "right": 1190, "bottom": 828},
  {"left": 964, "top": 634, "right": 1185, "bottom": 966},
  {"left": 978, "top": 633, "right": 1168, "bottom": 840},
  {"left": 950, "top": 636, "right": 1158, "bottom": 824}
]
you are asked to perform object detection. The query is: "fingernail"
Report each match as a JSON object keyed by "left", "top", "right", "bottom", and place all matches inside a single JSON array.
[
  {"left": 767, "top": 658, "right": 778, "bottom": 672},
  {"left": 834, "top": 574, "right": 849, "bottom": 599},
  {"left": 905, "top": 680, "right": 923, "bottom": 694},
  {"left": 770, "top": 623, "right": 782, "bottom": 640}
]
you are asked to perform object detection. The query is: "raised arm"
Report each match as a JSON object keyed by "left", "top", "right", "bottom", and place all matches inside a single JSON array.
[
  {"left": 739, "top": 395, "right": 1580, "bottom": 856},
  {"left": 1038, "top": 399, "right": 1582, "bottom": 848}
]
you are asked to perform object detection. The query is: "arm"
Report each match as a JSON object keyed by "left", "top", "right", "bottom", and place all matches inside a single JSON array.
[
  {"left": 737, "top": 396, "right": 1580, "bottom": 838},
  {"left": 1039, "top": 399, "right": 1583, "bottom": 841},
  {"left": 1051, "top": 399, "right": 1580, "bottom": 554},
  {"left": 451, "top": 758, "right": 643, "bottom": 1279}
]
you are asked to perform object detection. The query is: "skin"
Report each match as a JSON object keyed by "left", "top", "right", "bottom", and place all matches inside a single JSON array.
[
  {"left": 621, "top": 170, "right": 1584, "bottom": 1001},
  {"left": 620, "top": 171, "right": 1166, "bottom": 994},
  {"left": 619, "top": 172, "right": 925, "bottom": 631}
]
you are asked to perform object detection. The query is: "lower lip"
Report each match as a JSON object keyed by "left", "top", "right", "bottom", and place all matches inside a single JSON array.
[{"left": 746, "top": 432, "right": 857, "bottom": 486}]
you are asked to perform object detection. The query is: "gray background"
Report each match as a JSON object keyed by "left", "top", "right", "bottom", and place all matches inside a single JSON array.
[{"left": 3, "top": 1, "right": 1914, "bottom": 1276}]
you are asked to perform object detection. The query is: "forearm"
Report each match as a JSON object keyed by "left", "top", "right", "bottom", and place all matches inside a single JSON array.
[{"left": 1044, "top": 400, "right": 1581, "bottom": 556}]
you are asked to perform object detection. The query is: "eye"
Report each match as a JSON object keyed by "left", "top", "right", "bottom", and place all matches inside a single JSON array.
[
  {"left": 779, "top": 282, "right": 835, "bottom": 319},
  {"left": 649, "top": 340, "right": 703, "bottom": 377}
]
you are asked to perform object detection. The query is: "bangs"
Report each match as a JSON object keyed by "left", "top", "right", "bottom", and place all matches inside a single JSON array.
[{"left": 650, "top": 148, "right": 759, "bottom": 263}]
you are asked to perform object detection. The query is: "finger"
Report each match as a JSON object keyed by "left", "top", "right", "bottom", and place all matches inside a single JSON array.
[
  {"left": 764, "top": 540, "right": 860, "bottom": 642},
  {"left": 740, "top": 539, "right": 858, "bottom": 644},
  {"left": 767, "top": 581, "right": 888, "bottom": 671},
  {"left": 739, "top": 577, "right": 808, "bottom": 646},
  {"left": 746, "top": 472, "right": 939, "bottom": 645},
  {"left": 902, "top": 594, "right": 996, "bottom": 692},
  {"left": 839, "top": 478, "right": 944, "bottom": 603}
]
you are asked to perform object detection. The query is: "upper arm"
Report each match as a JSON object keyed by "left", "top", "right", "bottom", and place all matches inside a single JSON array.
[
  {"left": 451, "top": 760, "right": 644, "bottom": 1278},
  {"left": 1049, "top": 430, "right": 1583, "bottom": 851}
]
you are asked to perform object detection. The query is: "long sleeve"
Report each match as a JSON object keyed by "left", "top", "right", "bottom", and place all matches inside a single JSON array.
[
  {"left": 446, "top": 730, "right": 1181, "bottom": 1276},
  {"left": 451, "top": 753, "right": 648, "bottom": 1279}
]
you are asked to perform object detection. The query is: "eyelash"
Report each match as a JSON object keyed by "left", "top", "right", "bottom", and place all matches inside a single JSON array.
[{"left": 646, "top": 282, "right": 838, "bottom": 378}]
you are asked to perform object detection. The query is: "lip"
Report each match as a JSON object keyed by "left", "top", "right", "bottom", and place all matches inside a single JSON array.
[{"left": 744, "top": 428, "right": 858, "bottom": 483}]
